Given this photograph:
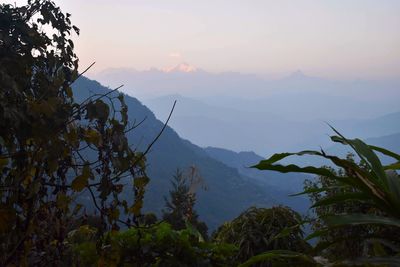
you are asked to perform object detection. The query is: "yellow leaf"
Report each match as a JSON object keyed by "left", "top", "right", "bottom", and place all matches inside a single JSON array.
[
  {"left": 71, "top": 174, "right": 88, "bottom": 192},
  {"left": 134, "top": 176, "right": 149, "bottom": 188},
  {"left": 84, "top": 128, "right": 101, "bottom": 146},
  {"left": 0, "top": 157, "right": 8, "bottom": 169}
]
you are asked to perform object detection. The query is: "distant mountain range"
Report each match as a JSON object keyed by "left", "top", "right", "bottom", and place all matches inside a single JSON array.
[
  {"left": 75, "top": 67, "right": 399, "bottom": 229},
  {"left": 89, "top": 64, "right": 399, "bottom": 156},
  {"left": 204, "top": 147, "right": 308, "bottom": 194},
  {"left": 143, "top": 94, "right": 400, "bottom": 156},
  {"left": 91, "top": 63, "right": 400, "bottom": 121},
  {"left": 323, "top": 132, "right": 400, "bottom": 166},
  {"left": 72, "top": 77, "right": 309, "bottom": 230}
]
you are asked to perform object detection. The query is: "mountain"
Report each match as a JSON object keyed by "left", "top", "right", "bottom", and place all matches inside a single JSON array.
[
  {"left": 365, "top": 133, "right": 400, "bottom": 154},
  {"left": 323, "top": 132, "right": 400, "bottom": 166},
  {"left": 91, "top": 66, "right": 399, "bottom": 156},
  {"left": 204, "top": 147, "right": 308, "bottom": 193},
  {"left": 72, "top": 77, "right": 305, "bottom": 230},
  {"left": 91, "top": 66, "right": 400, "bottom": 121},
  {"left": 143, "top": 94, "right": 400, "bottom": 156},
  {"left": 162, "top": 62, "right": 198, "bottom": 73},
  {"left": 204, "top": 147, "right": 310, "bottom": 212}
]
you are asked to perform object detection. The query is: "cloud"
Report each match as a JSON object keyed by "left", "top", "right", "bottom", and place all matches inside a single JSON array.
[{"left": 168, "top": 52, "right": 182, "bottom": 58}]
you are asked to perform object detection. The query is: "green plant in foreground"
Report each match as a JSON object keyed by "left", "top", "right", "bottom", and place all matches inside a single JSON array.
[
  {"left": 69, "top": 222, "right": 237, "bottom": 266},
  {"left": 213, "top": 206, "right": 310, "bottom": 266},
  {"left": 250, "top": 127, "right": 400, "bottom": 266},
  {"left": 163, "top": 168, "right": 208, "bottom": 239}
]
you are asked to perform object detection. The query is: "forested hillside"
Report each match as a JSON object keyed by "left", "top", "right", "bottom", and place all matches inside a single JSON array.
[
  {"left": 2, "top": 1, "right": 399, "bottom": 266},
  {"left": 73, "top": 77, "right": 296, "bottom": 229}
]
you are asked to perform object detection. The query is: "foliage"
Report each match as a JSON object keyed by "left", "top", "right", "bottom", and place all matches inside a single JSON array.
[
  {"left": 253, "top": 127, "right": 400, "bottom": 265},
  {"left": 238, "top": 250, "right": 320, "bottom": 267},
  {"left": 0, "top": 1, "right": 148, "bottom": 265},
  {"left": 163, "top": 168, "right": 208, "bottom": 239},
  {"left": 69, "top": 222, "right": 237, "bottom": 266},
  {"left": 213, "top": 206, "right": 310, "bottom": 266},
  {"left": 304, "top": 154, "right": 400, "bottom": 261}
]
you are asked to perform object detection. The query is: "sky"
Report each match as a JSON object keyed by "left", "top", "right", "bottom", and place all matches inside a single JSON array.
[{"left": 8, "top": 0, "right": 400, "bottom": 79}]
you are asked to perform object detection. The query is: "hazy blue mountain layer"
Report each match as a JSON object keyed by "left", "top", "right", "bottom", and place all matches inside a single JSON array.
[
  {"left": 144, "top": 94, "right": 400, "bottom": 156},
  {"left": 72, "top": 77, "right": 308, "bottom": 229}
]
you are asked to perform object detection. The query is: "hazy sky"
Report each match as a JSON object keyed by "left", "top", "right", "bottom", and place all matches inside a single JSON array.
[{"left": 9, "top": 0, "right": 400, "bottom": 79}]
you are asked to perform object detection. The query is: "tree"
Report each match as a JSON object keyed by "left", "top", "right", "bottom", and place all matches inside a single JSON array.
[
  {"left": 304, "top": 155, "right": 372, "bottom": 260},
  {"left": 304, "top": 154, "right": 400, "bottom": 261},
  {"left": 253, "top": 128, "right": 400, "bottom": 265},
  {"left": 162, "top": 168, "right": 208, "bottom": 239},
  {"left": 0, "top": 1, "right": 148, "bottom": 265},
  {"left": 213, "top": 206, "right": 310, "bottom": 266}
]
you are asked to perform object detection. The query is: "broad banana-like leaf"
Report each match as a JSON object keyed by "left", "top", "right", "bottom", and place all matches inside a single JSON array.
[
  {"left": 330, "top": 133, "right": 386, "bottom": 188},
  {"left": 369, "top": 145, "right": 400, "bottom": 162},
  {"left": 340, "top": 256, "right": 400, "bottom": 266},
  {"left": 324, "top": 214, "right": 400, "bottom": 228},
  {"left": 290, "top": 185, "right": 347, "bottom": 197},
  {"left": 311, "top": 192, "right": 370, "bottom": 208},
  {"left": 238, "top": 250, "right": 319, "bottom": 267}
]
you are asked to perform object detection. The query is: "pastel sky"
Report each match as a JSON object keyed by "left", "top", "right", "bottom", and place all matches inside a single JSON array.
[{"left": 8, "top": 0, "right": 400, "bottom": 79}]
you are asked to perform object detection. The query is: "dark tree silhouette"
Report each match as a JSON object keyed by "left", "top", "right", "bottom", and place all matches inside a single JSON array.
[{"left": 162, "top": 168, "right": 208, "bottom": 239}]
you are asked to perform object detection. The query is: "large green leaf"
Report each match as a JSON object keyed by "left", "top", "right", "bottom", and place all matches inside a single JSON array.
[
  {"left": 342, "top": 256, "right": 400, "bottom": 266},
  {"left": 324, "top": 214, "right": 400, "bottom": 228},
  {"left": 238, "top": 250, "right": 319, "bottom": 267},
  {"left": 252, "top": 150, "right": 335, "bottom": 177},
  {"left": 370, "top": 145, "right": 400, "bottom": 162},
  {"left": 253, "top": 163, "right": 335, "bottom": 177},
  {"left": 329, "top": 127, "right": 386, "bottom": 188},
  {"left": 289, "top": 185, "right": 346, "bottom": 197},
  {"left": 311, "top": 192, "right": 369, "bottom": 208},
  {"left": 384, "top": 161, "right": 400, "bottom": 170}
]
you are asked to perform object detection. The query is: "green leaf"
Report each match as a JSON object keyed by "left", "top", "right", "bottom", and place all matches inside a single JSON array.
[
  {"left": 324, "top": 214, "right": 400, "bottom": 228},
  {"left": 0, "top": 157, "right": 9, "bottom": 169},
  {"left": 253, "top": 162, "right": 335, "bottom": 177},
  {"left": 71, "top": 164, "right": 91, "bottom": 192},
  {"left": 305, "top": 229, "right": 330, "bottom": 241},
  {"left": 342, "top": 257, "right": 400, "bottom": 266},
  {"left": 56, "top": 193, "right": 71, "bottom": 211},
  {"left": 129, "top": 201, "right": 143, "bottom": 216},
  {"left": 84, "top": 128, "right": 101, "bottom": 146},
  {"left": 311, "top": 192, "right": 369, "bottom": 208},
  {"left": 384, "top": 161, "right": 400, "bottom": 170},
  {"left": 372, "top": 241, "right": 387, "bottom": 256},
  {"left": 252, "top": 150, "right": 337, "bottom": 177},
  {"left": 370, "top": 145, "right": 400, "bottom": 161},
  {"left": 290, "top": 185, "right": 346, "bottom": 196},
  {"left": 271, "top": 224, "right": 302, "bottom": 241},
  {"left": 238, "top": 250, "right": 318, "bottom": 267},
  {"left": 65, "top": 86, "right": 73, "bottom": 97},
  {"left": 185, "top": 221, "right": 204, "bottom": 242},
  {"left": 329, "top": 128, "right": 386, "bottom": 187},
  {"left": 86, "top": 100, "right": 110, "bottom": 122},
  {"left": 134, "top": 176, "right": 150, "bottom": 188}
]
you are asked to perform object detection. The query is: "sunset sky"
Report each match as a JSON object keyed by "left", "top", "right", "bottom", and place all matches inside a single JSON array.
[{"left": 9, "top": 0, "right": 400, "bottom": 79}]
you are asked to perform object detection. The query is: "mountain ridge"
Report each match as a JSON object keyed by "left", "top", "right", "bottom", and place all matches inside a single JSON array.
[{"left": 72, "top": 77, "right": 304, "bottom": 230}]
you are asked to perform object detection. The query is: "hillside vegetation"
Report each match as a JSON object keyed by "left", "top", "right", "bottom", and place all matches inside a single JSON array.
[{"left": 1, "top": 1, "right": 399, "bottom": 266}]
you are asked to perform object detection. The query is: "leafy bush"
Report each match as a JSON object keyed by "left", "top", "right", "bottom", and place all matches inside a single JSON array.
[
  {"left": 253, "top": 127, "right": 400, "bottom": 265},
  {"left": 69, "top": 222, "right": 237, "bottom": 266},
  {"left": 213, "top": 206, "right": 310, "bottom": 266}
]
